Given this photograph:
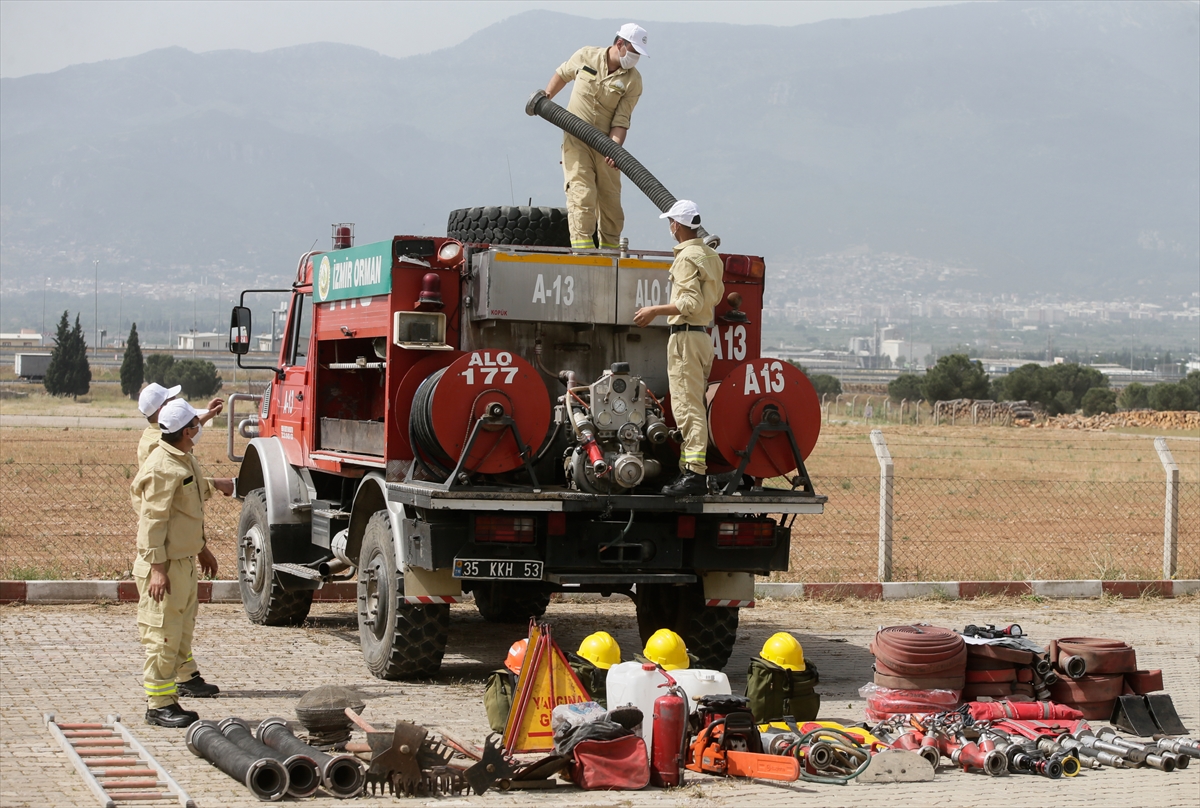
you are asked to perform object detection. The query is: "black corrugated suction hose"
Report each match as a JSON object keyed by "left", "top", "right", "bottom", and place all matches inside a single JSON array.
[
  {"left": 526, "top": 90, "right": 720, "bottom": 248},
  {"left": 219, "top": 717, "right": 320, "bottom": 799},
  {"left": 186, "top": 720, "right": 289, "bottom": 801},
  {"left": 257, "top": 717, "right": 365, "bottom": 799}
]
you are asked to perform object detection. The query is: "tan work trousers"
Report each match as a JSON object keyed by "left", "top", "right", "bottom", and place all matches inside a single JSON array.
[
  {"left": 667, "top": 330, "right": 714, "bottom": 475},
  {"left": 136, "top": 557, "right": 199, "bottom": 708},
  {"left": 563, "top": 134, "right": 623, "bottom": 250}
]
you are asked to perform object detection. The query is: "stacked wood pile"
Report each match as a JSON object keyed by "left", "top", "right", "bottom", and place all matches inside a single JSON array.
[{"left": 1041, "top": 410, "right": 1200, "bottom": 431}]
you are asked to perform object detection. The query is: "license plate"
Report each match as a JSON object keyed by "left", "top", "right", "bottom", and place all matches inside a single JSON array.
[{"left": 453, "top": 558, "right": 544, "bottom": 581}]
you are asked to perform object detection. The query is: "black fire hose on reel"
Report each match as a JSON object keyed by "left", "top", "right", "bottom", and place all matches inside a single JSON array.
[{"left": 526, "top": 90, "right": 721, "bottom": 249}]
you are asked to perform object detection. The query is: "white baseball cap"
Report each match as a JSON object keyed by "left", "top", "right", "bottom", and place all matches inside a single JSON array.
[
  {"left": 617, "top": 23, "right": 649, "bottom": 55},
  {"left": 158, "top": 399, "right": 208, "bottom": 433},
  {"left": 660, "top": 199, "right": 702, "bottom": 229},
  {"left": 138, "top": 383, "right": 183, "bottom": 416}
]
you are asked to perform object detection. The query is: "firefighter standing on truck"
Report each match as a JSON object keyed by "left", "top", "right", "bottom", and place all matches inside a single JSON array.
[
  {"left": 130, "top": 400, "right": 230, "bottom": 727},
  {"left": 633, "top": 200, "right": 724, "bottom": 496},
  {"left": 543, "top": 23, "right": 648, "bottom": 250}
]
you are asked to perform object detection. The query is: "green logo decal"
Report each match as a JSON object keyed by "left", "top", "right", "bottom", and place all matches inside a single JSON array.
[{"left": 314, "top": 241, "right": 392, "bottom": 302}]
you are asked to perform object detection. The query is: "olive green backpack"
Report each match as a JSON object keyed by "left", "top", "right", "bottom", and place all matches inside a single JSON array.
[
  {"left": 484, "top": 670, "right": 517, "bottom": 734},
  {"left": 567, "top": 653, "right": 606, "bottom": 708},
  {"left": 745, "top": 657, "right": 820, "bottom": 723}
]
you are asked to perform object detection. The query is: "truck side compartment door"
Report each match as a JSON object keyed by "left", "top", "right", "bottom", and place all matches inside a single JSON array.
[{"left": 276, "top": 291, "right": 313, "bottom": 466}]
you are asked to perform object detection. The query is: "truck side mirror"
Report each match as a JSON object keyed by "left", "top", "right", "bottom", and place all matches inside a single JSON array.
[{"left": 230, "top": 306, "right": 252, "bottom": 355}]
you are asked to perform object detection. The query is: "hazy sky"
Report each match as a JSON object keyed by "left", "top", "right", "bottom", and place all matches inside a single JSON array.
[{"left": 0, "top": 0, "right": 968, "bottom": 78}]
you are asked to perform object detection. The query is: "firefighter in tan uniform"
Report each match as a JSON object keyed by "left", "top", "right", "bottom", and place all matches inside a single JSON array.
[
  {"left": 136, "top": 382, "right": 222, "bottom": 467},
  {"left": 543, "top": 23, "right": 648, "bottom": 250},
  {"left": 633, "top": 200, "right": 724, "bottom": 496},
  {"left": 130, "top": 400, "right": 231, "bottom": 727}
]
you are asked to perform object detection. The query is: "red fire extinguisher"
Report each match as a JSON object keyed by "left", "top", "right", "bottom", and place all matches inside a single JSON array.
[{"left": 651, "top": 670, "right": 687, "bottom": 788}]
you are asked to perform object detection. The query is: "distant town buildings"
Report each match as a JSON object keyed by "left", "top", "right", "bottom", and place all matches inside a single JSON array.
[{"left": 0, "top": 329, "right": 44, "bottom": 348}]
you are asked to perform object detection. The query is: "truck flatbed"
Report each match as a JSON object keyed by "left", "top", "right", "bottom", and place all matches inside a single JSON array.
[{"left": 386, "top": 480, "right": 826, "bottom": 515}]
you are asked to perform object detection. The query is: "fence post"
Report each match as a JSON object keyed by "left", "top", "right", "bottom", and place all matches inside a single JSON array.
[
  {"left": 871, "top": 429, "right": 894, "bottom": 582},
  {"left": 1154, "top": 437, "right": 1179, "bottom": 579}
]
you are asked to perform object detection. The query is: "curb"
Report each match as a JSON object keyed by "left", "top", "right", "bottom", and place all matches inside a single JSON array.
[{"left": 1, "top": 579, "right": 1195, "bottom": 605}]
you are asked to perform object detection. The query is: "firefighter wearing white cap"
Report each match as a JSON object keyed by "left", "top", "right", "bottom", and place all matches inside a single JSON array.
[
  {"left": 543, "top": 23, "right": 647, "bottom": 250},
  {"left": 136, "top": 382, "right": 223, "bottom": 467},
  {"left": 633, "top": 200, "right": 724, "bottom": 496},
  {"left": 129, "top": 399, "right": 232, "bottom": 727}
]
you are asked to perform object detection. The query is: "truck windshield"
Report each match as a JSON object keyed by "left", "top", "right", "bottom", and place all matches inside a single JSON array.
[{"left": 288, "top": 293, "right": 310, "bottom": 365}]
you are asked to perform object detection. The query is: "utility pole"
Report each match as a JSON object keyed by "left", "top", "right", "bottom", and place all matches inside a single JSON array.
[
  {"left": 93, "top": 258, "right": 99, "bottom": 356},
  {"left": 41, "top": 277, "right": 47, "bottom": 341},
  {"left": 192, "top": 292, "right": 197, "bottom": 360}
]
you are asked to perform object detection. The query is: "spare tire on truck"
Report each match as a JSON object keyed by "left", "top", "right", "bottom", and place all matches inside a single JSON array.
[{"left": 447, "top": 205, "right": 571, "bottom": 247}]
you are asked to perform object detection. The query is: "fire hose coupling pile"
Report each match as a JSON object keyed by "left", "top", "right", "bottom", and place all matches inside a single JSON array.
[
  {"left": 256, "top": 717, "right": 365, "bottom": 799},
  {"left": 186, "top": 720, "right": 290, "bottom": 801}
]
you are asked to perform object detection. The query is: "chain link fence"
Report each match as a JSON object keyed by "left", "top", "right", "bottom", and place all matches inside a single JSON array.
[{"left": 0, "top": 427, "right": 1197, "bottom": 582}]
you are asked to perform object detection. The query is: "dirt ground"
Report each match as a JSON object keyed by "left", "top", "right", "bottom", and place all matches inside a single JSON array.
[{"left": 1, "top": 596, "right": 1197, "bottom": 807}]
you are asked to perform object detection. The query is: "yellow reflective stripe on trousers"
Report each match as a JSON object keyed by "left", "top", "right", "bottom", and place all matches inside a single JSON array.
[
  {"left": 571, "top": 239, "right": 595, "bottom": 249},
  {"left": 144, "top": 682, "right": 177, "bottom": 695}
]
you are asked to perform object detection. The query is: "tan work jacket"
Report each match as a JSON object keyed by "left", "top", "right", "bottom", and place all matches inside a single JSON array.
[
  {"left": 130, "top": 441, "right": 213, "bottom": 574},
  {"left": 137, "top": 424, "right": 160, "bottom": 467},
  {"left": 668, "top": 239, "right": 725, "bottom": 327},
  {"left": 555, "top": 46, "right": 643, "bottom": 133}
]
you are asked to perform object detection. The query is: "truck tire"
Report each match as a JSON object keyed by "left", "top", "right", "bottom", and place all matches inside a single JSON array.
[
  {"left": 635, "top": 582, "right": 739, "bottom": 671},
  {"left": 357, "top": 511, "right": 449, "bottom": 679},
  {"left": 470, "top": 582, "right": 551, "bottom": 624},
  {"left": 237, "top": 489, "right": 313, "bottom": 626},
  {"left": 446, "top": 206, "right": 571, "bottom": 248}
]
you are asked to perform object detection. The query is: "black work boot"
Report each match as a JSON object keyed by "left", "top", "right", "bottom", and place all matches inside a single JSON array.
[
  {"left": 661, "top": 470, "right": 708, "bottom": 497},
  {"left": 177, "top": 675, "right": 220, "bottom": 698},
  {"left": 145, "top": 703, "right": 199, "bottom": 728}
]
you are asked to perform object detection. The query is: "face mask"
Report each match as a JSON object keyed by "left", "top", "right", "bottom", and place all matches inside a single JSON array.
[
  {"left": 192, "top": 425, "right": 203, "bottom": 444},
  {"left": 619, "top": 48, "right": 640, "bottom": 70}
]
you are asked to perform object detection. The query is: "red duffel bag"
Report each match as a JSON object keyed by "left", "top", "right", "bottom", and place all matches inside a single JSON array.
[{"left": 571, "top": 735, "right": 650, "bottom": 790}]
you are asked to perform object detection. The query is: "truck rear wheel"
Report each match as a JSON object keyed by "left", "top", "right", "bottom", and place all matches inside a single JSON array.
[
  {"left": 470, "top": 582, "right": 551, "bottom": 623},
  {"left": 635, "top": 582, "right": 739, "bottom": 671},
  {"left": 446, "top": 206, "right": 571, "bottom": 248},
  {"left": 237, "top": 489, "right": 313, "bottom": 626},
  {"left": 357, "top": 511, "right": 449, "bottom": 679}
]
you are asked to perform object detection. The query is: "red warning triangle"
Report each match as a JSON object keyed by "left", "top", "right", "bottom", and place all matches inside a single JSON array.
[{"left": 503, "top": 622, "right": 591, "bottom": 754}]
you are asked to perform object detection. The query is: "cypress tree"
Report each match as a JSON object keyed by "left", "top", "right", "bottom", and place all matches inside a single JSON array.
[
  {"left": 65, "top": 314, "right": 92, "bottom": 398},
  {"left": 43, "top": 310, "right": 72, "bottom": 396},
  {"left": 120, "top": 322, "right": 144, "bottom": 398}
]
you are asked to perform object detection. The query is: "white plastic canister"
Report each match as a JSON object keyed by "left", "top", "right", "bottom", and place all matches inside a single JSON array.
[{"left": 669, "top": 669, "right": 732, "bottom": 714}]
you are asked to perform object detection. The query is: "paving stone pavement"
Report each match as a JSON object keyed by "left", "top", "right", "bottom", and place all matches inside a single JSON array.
[{"left": 1, "top": 596, "right": 1197, "bottom": 807}]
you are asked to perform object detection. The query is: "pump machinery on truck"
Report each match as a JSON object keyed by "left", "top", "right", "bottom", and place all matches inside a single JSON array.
[{"left": 226, "top": 96, "right": 827, "bottom": 678}]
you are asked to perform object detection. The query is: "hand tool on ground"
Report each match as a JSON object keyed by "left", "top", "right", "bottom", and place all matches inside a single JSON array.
[
  {"left": 345, "top": 708, "right": 424, "bottom": 795},
  {"left": 46, "top": 713, "right": 196, "bottom": 808}
]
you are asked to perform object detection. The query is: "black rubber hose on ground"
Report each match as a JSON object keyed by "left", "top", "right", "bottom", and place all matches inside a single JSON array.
[
  {"left": 186, "top": 720, "right": 289, "bottom": 802},
  {"left": 219, "top": 718, "right": 320, "bottom": 799},
  {"left": 257, "top": 717, "right": 366, "bottom": 799},
  {"left": 526, "top": 90, "right": 720, "bottom": 248}
]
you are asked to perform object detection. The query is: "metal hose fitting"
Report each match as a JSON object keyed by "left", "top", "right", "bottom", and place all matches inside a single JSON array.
[
  {"left": 257, "top": 717, "right": 365, "bottom": 799},
  {"left": 186, "top": 720, "right": 289, "bottom": 801},
  {"left": 526, "top": 90, "right": 721, "bottom": 248},
  {"left": 219, "top": 717, "right": 319, "bottom": 799}
]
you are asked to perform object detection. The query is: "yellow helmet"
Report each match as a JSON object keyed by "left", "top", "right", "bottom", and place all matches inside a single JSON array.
[
  {"left": 643, "top": 629, "right": 689, "bottom": 671},
  {"left": 760, "top": 632, "right": 805, "bottom": 671},
  {"left": 577, "top": 631, "right": 621, "bottom": 670}
]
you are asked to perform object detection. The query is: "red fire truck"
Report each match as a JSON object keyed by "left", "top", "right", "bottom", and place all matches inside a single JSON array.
[{"left": 227, "top": 211, "right": 824, "bottom": 679}]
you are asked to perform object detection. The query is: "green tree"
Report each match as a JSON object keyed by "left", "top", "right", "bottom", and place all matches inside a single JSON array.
[
  {"left": 921, "top": 354, "right": 989, "bottom": 402},
  {"left": 63, "top": 314, "right": 92, "bottom": 398},
  {"left": 1117, "top": 382, "right": 1149, "bottom": 410},
  {"left": 43, "top": 311, "right": 72, "bottom": 396},
  {"left": 166, "top": 359, "right": 223, "bottom": 399},
  {"left": 794, "top": 364, "right": 842, "bottom": 398},
  {"left": 993, "top": 363, "right": 1055, "bottom": 407},
  {"left": 1182, "top": 370, "right": 1200, "bottom": 409},
  {"left": 1081, "top": 387, "right": 1117, "bottom": 416},
  {"left": 1148, "top": 382, "right": 1198, "bottom": 412},
  {"left": 144, "top": 353, "right": 175, "bottom": 385},
  {"left": 120, "top": 323, "right": 144, "bottom": 399},
  {"left": 1047, "top": 363, "right": 1108, "bottom": 411},
  {"left": 888, "top": 373, "right": 924, "bottom": 402}
]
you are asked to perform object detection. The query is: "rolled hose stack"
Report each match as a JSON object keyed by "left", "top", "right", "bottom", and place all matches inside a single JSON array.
[
  {"left": 867, "top": 625, "right": 966, "bottom": 719},
  {"left": 963, "top": 643, "right": 1039, "bottom": 701},
  {"left": 526, "top": 90, "right": 720, "bottom": 248},
  {"left": 186, "top": 720, "right": 289, "bottom": 802},
  {"left": 1046, "top": 638, "right": 1146, "bottom": 719},
  {"left": 257, "top": 717, "right": 365, "bottom": 799}
]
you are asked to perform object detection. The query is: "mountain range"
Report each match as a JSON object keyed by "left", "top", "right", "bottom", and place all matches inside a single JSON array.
[{"left": 1, "top": 1, "right": 1197, "bottom": 304}]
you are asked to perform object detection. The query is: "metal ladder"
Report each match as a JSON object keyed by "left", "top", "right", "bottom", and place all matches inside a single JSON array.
[{"left": 45, "top": 713, "right": 196, "bottom": 808}]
